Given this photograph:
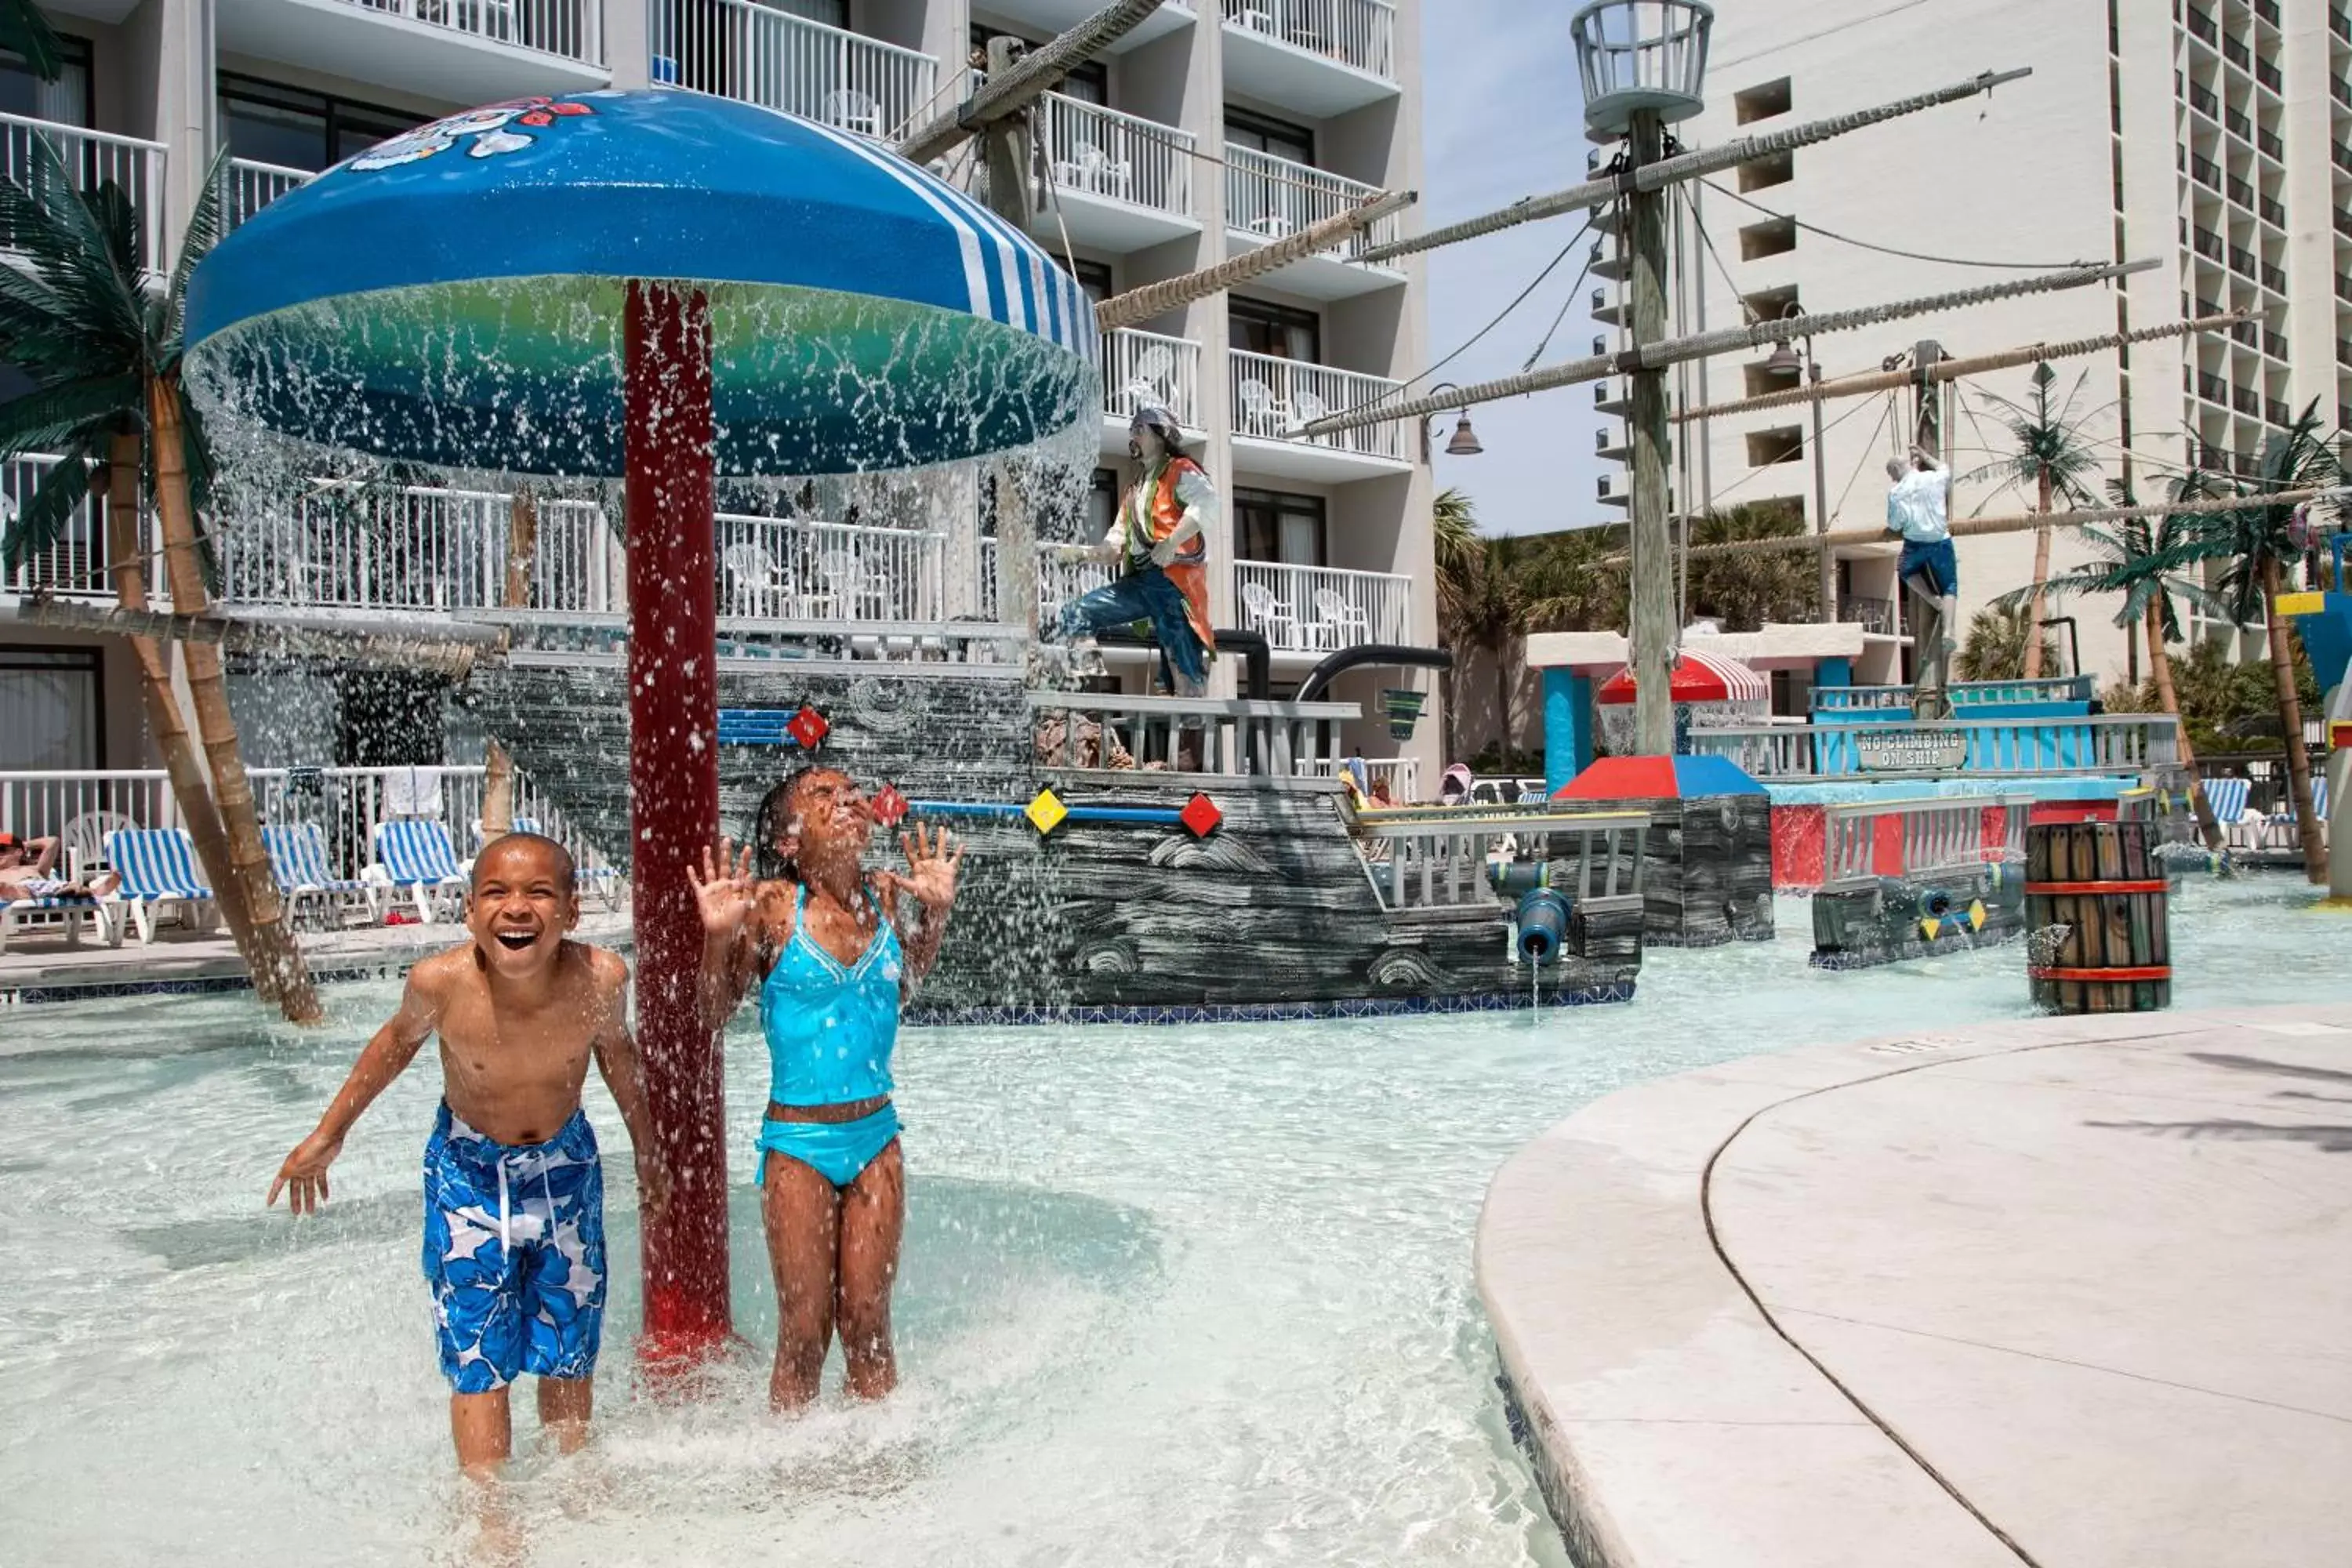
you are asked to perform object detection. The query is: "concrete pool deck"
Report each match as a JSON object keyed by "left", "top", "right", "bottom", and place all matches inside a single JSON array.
[
  {"left": 1477, "top": 1003, "right": 2352, "bottom": 1568},
  {"left": 0, "top": 912, "right": 634, "bottom": 1005}
]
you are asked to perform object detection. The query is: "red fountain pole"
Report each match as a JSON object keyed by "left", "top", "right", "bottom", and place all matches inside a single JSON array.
[{"left": 623, "top": 278, "right": 731, "bottom": 1364}]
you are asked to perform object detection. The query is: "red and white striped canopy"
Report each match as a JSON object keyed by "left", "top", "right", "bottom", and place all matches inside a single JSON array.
[{"left": 1595, "top": 648, "right": 1768, "bottom": 705}]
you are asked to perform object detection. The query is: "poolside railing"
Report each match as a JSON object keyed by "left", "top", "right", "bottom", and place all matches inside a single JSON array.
[{"left": 1687, "top": 714, "right": 2179, "bottom": 780}]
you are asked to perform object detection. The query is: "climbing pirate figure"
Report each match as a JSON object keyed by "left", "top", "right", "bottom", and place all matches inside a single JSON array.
[
  {"left": 1044, "top": 405, "right": 1218, "bottom": 697},
  {"left": 1885, "top": 444, "right": 1958, "bottom": 722}
]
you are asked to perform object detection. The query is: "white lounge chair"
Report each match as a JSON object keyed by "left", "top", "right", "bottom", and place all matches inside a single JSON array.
[
  {"left": 365, "top": 819, "right": 468, "bottom": 923},
  {"left": 1, "top": 884, "right": 118, "bottom": 952},
  {"left": 104, "top": 828, "right": 216, "bottom": 944},
  {"left": 824, "top": 89, "right": 884, "bottom": 139},
  {"left": 264, "top": 822, "right": 379, "bottom": 927},
  {"left": 2199, "top": 775, "right": 2255, "bottom": 849}
]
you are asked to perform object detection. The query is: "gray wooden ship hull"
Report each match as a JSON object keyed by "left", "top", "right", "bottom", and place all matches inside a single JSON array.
[
  {"left": 1808, "top": 864, "right": 2027, "bottom": 970},
  {"left": 462, "top": 658, "right": 1645, "bottom": 1022}
]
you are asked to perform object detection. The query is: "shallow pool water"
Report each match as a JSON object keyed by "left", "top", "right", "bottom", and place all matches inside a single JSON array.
[{"left": 3, "top": 877, "right": 2347, "bottom": 1566}]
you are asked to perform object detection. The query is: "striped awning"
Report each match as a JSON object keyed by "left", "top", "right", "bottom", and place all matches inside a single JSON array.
[{"left": 1595, "top": 648, "right": 1769, "bottom": 705}]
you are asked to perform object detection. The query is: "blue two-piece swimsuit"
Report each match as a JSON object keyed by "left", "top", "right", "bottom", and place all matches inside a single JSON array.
[{"left": 755, "top": 880, "right": 905, "bottom": 1188}]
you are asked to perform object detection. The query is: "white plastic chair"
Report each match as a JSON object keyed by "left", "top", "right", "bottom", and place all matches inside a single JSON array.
[
  {"left": 1291, "top": 389, "right": 1330, "bottom": 443},
  {"left": 1308, "top": 587, "right": 1371, "bottom": 649},
  {"left": 1120, "top": 346, "right": 1176, "bottom": 416},
  {"left": 820, "top": 551, "right": 884, "bottom": 622},
  {"left": 1230, "top": 2, "right": 1278, "bottom": 34},
  {"left": 1236, "top": 379, "right": 1290, "bottom": 437},
  {"left": 823, "top": 90, "right": 884, "bottom": 138},
  {"left": 62, "top": 808, "right": 133, "bottom": 882},
  {"left": 721, "top": 541, "right": 793, "bottom": 619},
  {"left": 1240, "top": 580, "right": 1301, "bottom": 648},
  {"left": 1247, "top": 212, "right": 1294, "bottom": 239},
  {"left": 1080, "top": 141, "right": 1133, "bottom": 200}
]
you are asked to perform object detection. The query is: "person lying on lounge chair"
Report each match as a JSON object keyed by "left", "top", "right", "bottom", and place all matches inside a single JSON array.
[{"left": 0, "top": 831, "right": 119, "bottom": 902}]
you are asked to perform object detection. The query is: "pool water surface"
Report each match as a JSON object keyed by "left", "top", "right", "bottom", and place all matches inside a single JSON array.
[{"left": 2, "top": 878, "right": 2346, "bottom": 1565}]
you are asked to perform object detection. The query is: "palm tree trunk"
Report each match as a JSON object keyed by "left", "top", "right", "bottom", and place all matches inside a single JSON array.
[
  {"left": 147, "top": 376, "right": 322, "bottom": 1022},
  {"left": 481, "top": 488, "right": 536, "bottom": 838},
  {"left": 2260, "top": 555, "right": 2328, "bottom": 884},
  {"left": 107, "top": 431, "right": 260, "bottom": 964},
  {"left": 2022, "top": 470, "right": 2053, "bottom": 679},
  {"left": 2146, "top": 600, "right": 2223, "bottom": 854}
]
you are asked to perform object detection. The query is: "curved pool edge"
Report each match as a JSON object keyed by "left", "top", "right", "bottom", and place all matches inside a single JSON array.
[{"left": 1473, "top": 1003, "right": 2340, "bottom": 1568}]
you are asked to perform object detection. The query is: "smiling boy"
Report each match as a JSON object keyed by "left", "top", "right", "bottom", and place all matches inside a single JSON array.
[{"left": 267, "top": 833, "right": 665, "bottom": 1486}]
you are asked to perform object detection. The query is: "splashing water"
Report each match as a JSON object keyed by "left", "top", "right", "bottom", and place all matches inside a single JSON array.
[{"left": 4, "top": 878, "right": 2345, "bottom": 1565}]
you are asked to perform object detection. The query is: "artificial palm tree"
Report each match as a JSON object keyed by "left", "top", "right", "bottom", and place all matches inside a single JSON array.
[
  {"left": 1993, "top": 472, "right": 2230, "bottom": 851},
  {"left": 1961, "top": 363, "right": 2105, "bottom": 678},
  {"left": 2183, "top": 401, "right": 2340, "bottom": 883},
  {"left": 0, "top": 0, "right": 64, "bottom": 82},
  {"left": 0, "top": 136, "right": 320, "bottom": 1019}
]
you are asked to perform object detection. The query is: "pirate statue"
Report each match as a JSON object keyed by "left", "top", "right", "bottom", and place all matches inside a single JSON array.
[{"left": 1043, "top": 405, "right": 1217, "bottom": 696}]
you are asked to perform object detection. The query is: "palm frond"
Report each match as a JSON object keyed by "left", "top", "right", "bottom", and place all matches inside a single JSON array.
[
  {"left": 0, "top": 438, "right": 97, "bottom": 571},
  {"left": 158, "top": 147, "right": 230, "bottom": 358},
  {"left": 0, "top": 132, "right": 145, "bottom": 356},
  {"left": 0, "top": 371, "right": 140, "bottom": 458},
  {"left": 0, "top": 0, "right": 66, "bottom": 82}
]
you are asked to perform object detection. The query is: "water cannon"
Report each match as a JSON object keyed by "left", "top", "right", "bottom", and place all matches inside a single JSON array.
[{"left": 1515, "top": 888, "right": 1573, "bottom": 965}]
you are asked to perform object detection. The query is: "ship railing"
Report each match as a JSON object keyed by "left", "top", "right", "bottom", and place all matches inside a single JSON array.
[
  {"left": 1688, "top": 714, "right": 2179, "bottom": 780},
  {"left": 1029, "top": 690, "right": 1359, "bottom": 777},
  {"left": 1820, "top": 793, "right": 2033, "bottom": 893},
  {"left": 1348, "top": 805, "right": 1650, "bottom": 914}
]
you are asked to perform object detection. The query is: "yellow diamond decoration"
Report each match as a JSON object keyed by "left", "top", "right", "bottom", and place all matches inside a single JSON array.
[
  {"left": 1920, "top": 916, "right": 1942, "bottom": 941},
  {"left": 1025, "top": 787, "right": 1069, "bottom": 836},
  {"left": 1968, "top": 898, "right": 1987, "bottom": 931}
]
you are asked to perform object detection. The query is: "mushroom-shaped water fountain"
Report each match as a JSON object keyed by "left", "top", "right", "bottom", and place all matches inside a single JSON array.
[{"left": 184, "top": 89, "right": 1098, "bottom": 1362}]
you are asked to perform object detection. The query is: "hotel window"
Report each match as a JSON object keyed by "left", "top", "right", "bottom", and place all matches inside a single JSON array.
[
  {"left": 1225, "top": 106, "right": 1313, "bottom": 165},
  {"left": 220, "top": 74, "right": 419, "bottom": 172},
  {"left": 1233, "top": 488, "right": 1327, "bottom": 567},
  {"left": 1229, "top": 296, "right": 1321, "bottom": 363},
  {"left": 0, "top": 36, "right": 89, "bottom": 127},
  {"left": 0, "top": 646, "right": 103, "bottom": 770},
  {"left": 1069, "top": 258, "right": 1114, "bottom": 314},
  {"left": 783, "top": 0, "right": 847, "bottom": 24}
]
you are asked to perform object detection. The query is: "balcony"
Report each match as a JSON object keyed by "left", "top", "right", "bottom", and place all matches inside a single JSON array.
[
  {"left": 2335, "top": 6, "right": 2350, "bottom": 42},
  {"left": 2259, "top": 196, "right": 2285, "bottom": 227},
  {"left": 712, "top": 514, "right": 945, "bottom": 622},
  {"left": 2267, "top": 397, "right": 2290, "bottom": 426},
  {"left": 2225, "top": 111, "right": 2252, "bottom": 141},
  {"left": 220, "top": 158, "right": 311, "bottom": 231},
  {"left": 2261, "top": 261, "right": 2285, "bottom": 291},
  {"left": 0, "top": 455, "right": 140, "bottom": 603},
  {"left": 1229, "top": 349, "right": 1409, "bottom": 477},
  {"left": 2198, "top": 371, "right": 2229, "bottom": 403},
  {"left": 2225, "top": 174, "right": 2252, "bottom": 207},
  {"left": 1234, "top": 559, "right": 1410, "bottom": 654},
  {"left": 2253, "top": 56, "right": 2280, "bottom": 92},
  {"left": 216, "top": 0, "right": 606, "bottom": 103},
  {"left": 1223, "top": 144, "right": 1405, "bottom": 299},
  {"left": 2185, "top": 5, "right": 2217, "bottom": 43},
  {"left": 0, "top": 114, "right": 168, "bottom": 274},
  {"left": 2335, "top": 142, "right": 2352, "bottom": 176},
  {"left": 975, "top": 0, "right": 1192, "bottom": 55},
  {"left": 652, "top": 1, "right": 936, "bottom": 141},
  {"left": 2221, "top": 34, "right": 2249, "bottom": 71},
  {"left": 2339, "top": 338, "right": 2352, "bottom": 367},
  {"left": 1220, "top": 0, "right": 1399, "bottom": 118},
  {"left": 2188, "top": 153, "right": 2220, "bottom": 189},
  {"left": 1101, "top": 328, "right": 1204, "bottom": 430},
  {"left": 2228, "top": 243, "right": 2255, "bottom": 278},
  {"left": 2257, "top": 128, "right": 2284, "bottom": 162},
  {"left": 2190, "top": 224, "right": 2224, "bottom": 263},
  {"left": 2187, "top": 82, "right": 2220, "bottom": 119},
  {"left": 1838, "top": 594, "right": 1896, "bottom": 636},
  {"left": 1034, "top": 93, "right": 1199, "bottom": 250}
]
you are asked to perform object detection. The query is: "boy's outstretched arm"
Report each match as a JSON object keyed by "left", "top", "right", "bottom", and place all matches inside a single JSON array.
[
  {"left": 267, "top": 966, "right": 445, "bottom": 1215},
  {"left": 587, "top": 949, "right": 670, "bottom": 1219}
]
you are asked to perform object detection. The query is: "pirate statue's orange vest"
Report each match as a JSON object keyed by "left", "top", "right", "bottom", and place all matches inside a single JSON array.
[{"left": 1123, "top": 455, "right": 1217, "bottom": 660}]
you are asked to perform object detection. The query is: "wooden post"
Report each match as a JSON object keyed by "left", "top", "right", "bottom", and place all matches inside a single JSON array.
[
  {"left": 624, "top": 279, "right": 731, "bottom": 1366},
  {"left": 982, "top": 33, "right": 1038, "bottom": 644},
  {"left": 1627, "top": 109, "right": 1675, "bottom": 757}
]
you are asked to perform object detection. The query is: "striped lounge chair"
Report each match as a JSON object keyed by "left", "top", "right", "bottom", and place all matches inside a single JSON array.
[
  {"left": 105, "top": 828, "right": 216, "bottom": 944},
  {"left": 263, "top": 822, "right": 379, "bottom": 926},
  {"left": 2199, "top": 776, "right": 2254, "bottom": 850},
  {"left": 365, "top": 819, "right": 468, "bottom": 923},
  {"left": 474, "top": 817, "right": 627, "bottom": 912},
  {"left": 1, "top": 883, "right": 120, "bottom": 953}
]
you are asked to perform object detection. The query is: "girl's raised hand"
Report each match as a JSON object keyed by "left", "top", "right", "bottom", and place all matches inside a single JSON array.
[
  {"left": 877, "top": 823, "right": 964, "bottom": 913},
  {"left": 689, "top": 837, "right": 758, "bottom": 938}
]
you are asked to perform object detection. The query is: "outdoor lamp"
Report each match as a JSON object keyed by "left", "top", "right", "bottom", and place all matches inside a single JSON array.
[{"left": 1426, "top": 381, "right": 1484, "bottom": 458}]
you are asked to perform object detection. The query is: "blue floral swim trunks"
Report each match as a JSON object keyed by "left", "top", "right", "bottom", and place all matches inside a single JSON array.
[{"left": 421, "top": 1102, "right": 605, "bottom": 1394}]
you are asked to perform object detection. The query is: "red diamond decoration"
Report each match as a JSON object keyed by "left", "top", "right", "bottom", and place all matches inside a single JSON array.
[
  {"left": 1178, "top": 791, "right": 1222, "bottom": 839},
  {"left": 786, "top": 704, "right": 829, "bottom": 750},
  {"left": 870, "top": 784, "right": 909, "bottom": 829}
]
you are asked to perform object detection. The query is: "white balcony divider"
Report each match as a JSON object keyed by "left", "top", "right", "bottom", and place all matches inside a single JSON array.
[
  {"left": 1232, "top": 559, "right": 1411, "bottom": 652},
  {"left": 344, "top": 0, "right": 603, "bottom": 65},
  {"left": 715, "top": 514, "right": 946, "bottom": 622},
  {"left": 1222, "top": 143, "right": 1403, "bottom": 260},
  {"left": 651, "top": 0, "right": 937, "bottom": 140},
  {"left": 0, "top": 114, "right": 168, "bottom": 274},
  {"left": 1036, "top": 92, "right": 1193, "bottom": 217},
  {"left": 1229, "top": 349, "right": 1409, "bottom": 461},
  {"left": 0, "top": 453, "right": 148, "bottom": 602},
  {"left": 1221, "top": 0, "right": 1396, "bottom": 80},
  {"left": 220, "top": 158, "right": 312, "bottom": 230},
  {"left": 1102, "top": 328, "right": 1203, "bottom": 425},
  {"left": 0, "top": 764, "right": 615, "bottom": 880}
]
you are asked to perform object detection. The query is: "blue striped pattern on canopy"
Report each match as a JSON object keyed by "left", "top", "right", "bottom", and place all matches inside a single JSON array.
[
  {"left": 107, "top": 829, "right": 211, "bottom": 899},
  {"left": 375, "top": 820, "right": 466, "bottom": 887},
  {"left": 183, "top": 89, "right": 1098, "bottom": 478}
]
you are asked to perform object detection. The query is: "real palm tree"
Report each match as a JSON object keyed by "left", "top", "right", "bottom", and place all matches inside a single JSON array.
[
  {"left": 0, "top": 136, "right": 320, "bottom": 1019},
  {"left": 1432, "top": 486, "right": 1479, "bottom": 764},
  {"left": 1684, "top": 503, "right": 1814, "bottom": 631},
  {"left": 1954, "top": 603, "right": 2055, "bottom": 684},
  {"left": 1992, "top": 472, "right": 2230, "bottom": 851},
  {"left": 1961, "top": 364, "right": 2105, "bottom": 678},
  {"left": 2180, "top": 401, "right": 2341, "bottom": 883}
]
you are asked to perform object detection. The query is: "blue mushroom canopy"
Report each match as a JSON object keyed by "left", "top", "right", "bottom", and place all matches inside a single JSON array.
[{"left": 183, "top": 89, "right": 1098, "bottom": 477}]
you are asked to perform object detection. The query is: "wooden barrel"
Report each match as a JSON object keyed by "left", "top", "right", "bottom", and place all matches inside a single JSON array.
[{"left": 2024, "top": 820, "right": 2171, "bottom": 1013}]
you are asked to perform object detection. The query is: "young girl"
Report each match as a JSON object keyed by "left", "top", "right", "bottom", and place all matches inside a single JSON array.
[{"left": 689, "top": 768, "right": 962, "bottom": 1408}]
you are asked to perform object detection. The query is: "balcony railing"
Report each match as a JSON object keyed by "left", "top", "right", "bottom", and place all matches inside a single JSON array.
[
  {"left": 1836, "top": 594, "right": 1896, "bottom": 635},
  {"left": 2257, "top": 128, "right": 2284, "bottom": 161},
  {"left": 2198, "top": 371, "right": 2228, "bottom": 403},
  {"left": 0, "top": 114, "right": 168, "bottom": 274},
  {"left": 1036, "top": 93, "right": 1193, "bottom": 220},
  {"left": 2261, "top": 261, "right": 2285, "bottom": 291},
  {"left": 715, "top": 514, "right": 945, "bottom": 622},
  {"left": 2253, "top": 57, "right": 2280, "bottom": 91},
  {"left": 2227, "top": 243, "right": 2254, "bottom": 276},
  {"left": 2334, "top": 5, "right": 2350, "bottom": 42},
  {"left": 2233, "top": 385, "right": 2259, "bottom": 416},
  {"left": 2340, "top": 273, "right": 2352, "bottom": 303},
  {"left": 2221, "top": 34, "right": 2249, "bottom": 69},
  {"left": 342, "top": 0, "right": 601, "bottom": 63},
  {"left": 1234, "top": 559, "right": 1410, "bottom": 652},
  {"left": 0, "top": 453, "right": 147, "bottom": 602},
  {"left": 2340, "top": 338, "right": 2352, "bottom": 368},
  {"left": 1102, "top": 327, "right": 1204, "bottom": 426},
  {"left": 2336, "top": 76, "right": 2352, "bottom": 109},
  {"left": 2225, "top": 175, "right": 2252, "bottom": 206},
  {"left": 1229, "top": 349, "right": 1408, "bottom": 462},
  {"left": 2185, "top": 5, "right": 2217, "bottom": 42},
  {"left": 2190, "top": 224, "right": 2223, "bottom": 261},
  {"left": 1221, "top": 0, "right": 1396, "bottom": 81},
  {"left": 2188, "top": 153, "right": 2220, "bottom": 187},
  {"left": 2225, "top": 111, "right": 2252, "bottom": 140},
  {"left": 2264, "top": 328, "right": 2288, "bottom": 358},
  {"left": 2259, "top": 196, "right": 2285, "bottom": 227},
  {"left": 2335, "top": 142, "right": 2352, "bottom": 175},
  {"left": 220, "top": 158, "right": 311, "bottom": 230},
  {"left": 1223, "top": 143, "right": 1403, "bottom": 261},
  {"left": 652, "top": 0, "right": 937, "bottom": 140},
  {"left": 2188, "top": 83, "right": 2220, "bottom": 118}
]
